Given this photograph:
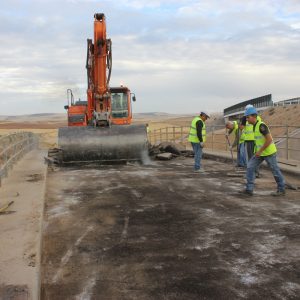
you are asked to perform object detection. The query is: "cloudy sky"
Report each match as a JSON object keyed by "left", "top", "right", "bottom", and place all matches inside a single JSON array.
[{"left": 1, "top": 0, "right": 300, "bottom": 115}]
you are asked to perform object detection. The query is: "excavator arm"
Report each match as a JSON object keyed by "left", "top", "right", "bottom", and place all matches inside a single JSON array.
[{"left": 86, "top": 13, "right": 112, "bottom": 127}]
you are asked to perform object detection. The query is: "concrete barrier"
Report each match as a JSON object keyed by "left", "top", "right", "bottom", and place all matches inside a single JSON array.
[{"left": 0, "top": 132, "right": 38, "bottom": 186}]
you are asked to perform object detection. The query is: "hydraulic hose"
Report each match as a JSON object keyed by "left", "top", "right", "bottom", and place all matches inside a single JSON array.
[{"left": 106, "top": 39, "right": 112, "bottom": 86}]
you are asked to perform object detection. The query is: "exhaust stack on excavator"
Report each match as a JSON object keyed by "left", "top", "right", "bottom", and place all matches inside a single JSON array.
[{"left": 58, "top": 13, "right": 147, "bottom": 163}]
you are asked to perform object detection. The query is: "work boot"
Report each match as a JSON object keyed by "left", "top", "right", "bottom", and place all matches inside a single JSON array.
[
  {"left": 194, "top": 169, "right": 205, "bottom": 173},
  {"left": 271, "top": 190, "right": 286, "bottom": 197},
  {"left": 239, "top": 189, "right": 253, "bottom": 196}
]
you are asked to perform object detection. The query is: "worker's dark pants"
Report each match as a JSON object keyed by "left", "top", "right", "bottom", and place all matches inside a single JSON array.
[
  {"left": 237, "top": 143, "right": 246, "bottom": 167},
  {"left": 246, "top": 154, "right": 285, "bottom": 192},
  {"left": 245, "top": 140, "right": 260, "bottom": 176},
  {"left": 244, "top": 141, "right": 255, "bottom": 163},
  {"left": 191, "top": 142, "right": 203, "bottom": 170}
]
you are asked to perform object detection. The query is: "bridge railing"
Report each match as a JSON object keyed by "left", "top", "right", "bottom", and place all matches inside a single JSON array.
[
  {"left": 0, "top": 132, "right": 38, "bottom": 186},
  {"left": 148, "top": 125, "right": 300, "bottom": 162}
]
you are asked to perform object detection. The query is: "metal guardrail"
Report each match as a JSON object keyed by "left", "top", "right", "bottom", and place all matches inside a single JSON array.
[
  {"left": 148, "top": 125, "right": 300, "bottom": 161},
  {"left": 274, "top": 98, "right": 300, "bottom": 106},
  {"left": 0, "top": 132, "right": 38, "bottom": 186}
]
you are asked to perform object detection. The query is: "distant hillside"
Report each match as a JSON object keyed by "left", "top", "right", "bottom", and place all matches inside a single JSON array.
[
  {"left": 0, "top": 112, "right": 190, "bottom": 121},
  {"left": 133, "top": 112, "right": 194, "bottom": 119},
  {"left": 0, "top": 113, "right": 66, "bottom": 129},
  {"left": 0, "top": 113, "right": 65, "bottom": 122},
  {"left": 0, "top": 106, "right": 298, "bottom": 130}
]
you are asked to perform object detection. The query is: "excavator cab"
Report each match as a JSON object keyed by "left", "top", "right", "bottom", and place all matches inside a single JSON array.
[{"left": 111, "top": 86, "right": 136, "bottom": 124}]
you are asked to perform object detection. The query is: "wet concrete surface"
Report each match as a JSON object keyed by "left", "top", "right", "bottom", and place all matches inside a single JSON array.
[{"left": 41, "top": 158, "right": 300, "bottom": 299}]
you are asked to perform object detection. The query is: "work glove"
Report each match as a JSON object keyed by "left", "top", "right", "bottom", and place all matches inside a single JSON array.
[{"left": 200, "top": 142, "right": 204, "bottom": 148}]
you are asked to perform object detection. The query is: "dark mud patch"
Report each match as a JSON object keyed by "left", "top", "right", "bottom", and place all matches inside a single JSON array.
[
  {"left": 26, "top": 173, "right": 44, "bottom": 182},
  {"left": 0, "top": 284, "right": 29, "bottom": 300}
]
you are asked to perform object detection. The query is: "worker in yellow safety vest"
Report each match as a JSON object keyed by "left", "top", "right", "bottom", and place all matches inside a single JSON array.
[
  {"left": 225, "top": 120, "right": 246, "bottom": 167},
  {"left": 241, "top": 104, "right": 262, "bottom": 177},
  {"left": 188, "top": 111, "right": 210, "bottom": 172},
  {"left": 241, "top": 106, "right": 285, "bottom": 197}
]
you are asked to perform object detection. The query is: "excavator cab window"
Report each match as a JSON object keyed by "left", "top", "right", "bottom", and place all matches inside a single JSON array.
[{"left": 111, "top": 92, "right": 128, "bottom": 118}]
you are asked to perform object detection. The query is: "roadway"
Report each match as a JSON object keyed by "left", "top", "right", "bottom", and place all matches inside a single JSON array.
[{"left": 40, "top": 157, "right": 300, "bottom": 299}]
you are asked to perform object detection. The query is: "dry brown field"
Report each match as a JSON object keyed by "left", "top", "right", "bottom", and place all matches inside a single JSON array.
[{"left": 0, "top": 105, "right": 299, "bottom": 151}]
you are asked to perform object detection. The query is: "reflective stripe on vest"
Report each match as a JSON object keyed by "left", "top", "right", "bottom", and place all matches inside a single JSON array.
[
  {"left": 254, "top": 120, "right": 277, "bottom": 156},
  {"left": 188, "top": 117, "right": 206, "bottom": 143}
]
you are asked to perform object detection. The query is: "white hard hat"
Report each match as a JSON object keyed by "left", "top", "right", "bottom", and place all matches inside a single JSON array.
[{"left": 200, "top": 111, "right": 210, "bottom": 118}]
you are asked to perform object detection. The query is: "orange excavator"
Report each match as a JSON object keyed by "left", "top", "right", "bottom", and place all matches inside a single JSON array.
[{"left": 58, "top": 13, "right": 147, "bottom": 162}]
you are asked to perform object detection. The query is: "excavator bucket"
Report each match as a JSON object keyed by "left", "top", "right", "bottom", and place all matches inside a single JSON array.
[{"left": 58, "top": 124, "right": 148, "bottom": 163}]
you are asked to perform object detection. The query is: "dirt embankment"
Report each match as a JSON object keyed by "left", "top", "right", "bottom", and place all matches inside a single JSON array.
[{"left": 261, "top": 105, "right": 300, "bottom": 127}]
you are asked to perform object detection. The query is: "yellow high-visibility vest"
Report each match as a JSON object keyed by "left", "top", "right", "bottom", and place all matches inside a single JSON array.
[
  {"left": 239, "top": 129, "right": 245, "bottom": 144},
  {"left": 254, "top": 120, "right": 277, "bottom": 156},
  {"left": 188, "top": 117, "right": 206, "bottom": 143},
  {"left": 244, "top": 116, "right": 261, "bottom": 141}
]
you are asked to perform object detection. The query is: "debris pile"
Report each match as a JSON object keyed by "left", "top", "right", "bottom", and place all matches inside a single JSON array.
[
  {"left": 44, "top": 148, "right": 62, "bottom": 165},
  {"left": 149, "top": 142, "right": 193, "bottom": 160},
  {"left": 46, "top": 142, "right": 193, "bottom": 164}
]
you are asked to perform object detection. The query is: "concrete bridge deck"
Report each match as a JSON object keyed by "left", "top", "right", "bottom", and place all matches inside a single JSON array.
[
  {"left": 40, "top": 158, "right": 300, "bottom": 299},
  {"left": 0, "top": 150, "right": 299, "bottom": 299}
]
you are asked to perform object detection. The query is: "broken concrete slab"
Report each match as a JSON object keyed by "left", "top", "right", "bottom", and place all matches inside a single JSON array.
[
  {"left": 159, "top": 142, "right": 185, "bottom": 155},
  {"left": 156, "top": 152, "right": 173, "bottom": 160}
]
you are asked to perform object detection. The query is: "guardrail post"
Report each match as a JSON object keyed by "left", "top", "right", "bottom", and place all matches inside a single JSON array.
[
  {"left": 181, "top": 126, "right": 183, "bottom": 142},
  {"left": 212, "top": 126, "right": 214, "bottom": 152},
  {"left": 151, "top": 130, "right": 153, "bottom": 144},
  {"left": 285, "top": 125, "right": 289, "bottom": 160},
  {"left": 159, "top": 128, "right": 162, "bottom": 143},
  {"left": 173, "top": 127, "right": 175, "bottom": 142}
]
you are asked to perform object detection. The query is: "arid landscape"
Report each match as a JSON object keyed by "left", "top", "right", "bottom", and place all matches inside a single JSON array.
[
  {"left": 1, "top": 105, "right": 299, "bottom": 157},
  {"left": 1, "top": 104, "right": 299, "bottom": 149}
]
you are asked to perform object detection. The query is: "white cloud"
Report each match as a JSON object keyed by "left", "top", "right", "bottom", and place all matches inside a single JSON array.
[{"left": 0, "top": 0, "right": 299, "bottom": 115}]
